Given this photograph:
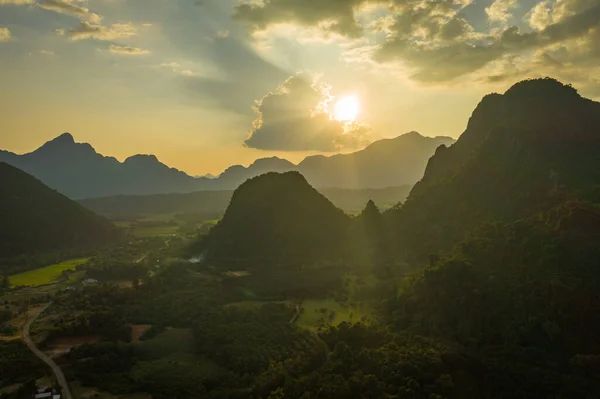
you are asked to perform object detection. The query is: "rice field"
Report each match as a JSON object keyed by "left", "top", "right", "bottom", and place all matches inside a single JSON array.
[{"left": 9, "top": 258, "right": 89, "bottom": 287}]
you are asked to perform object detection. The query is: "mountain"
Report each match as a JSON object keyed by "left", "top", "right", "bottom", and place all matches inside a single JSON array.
[
  {"left": 390, "top": 78, "right": 600, "bottom": 262},
  {"left": 0, "top": 132, "right": 454, "bottom": 199},
  {"left": 79, "top": 185, "right": 412, "bottom": 219},
  {"left": 0, "top": 162, "right": 120, "bottom": 263},
  {"left": 202, "top": 172, "right": 352, "bottom": 267},
  {"left": 0, "top": 133, "right": 203, "bottom": 199},
  {"left": 216, "top": 157, "right": 296, "bottom": 189},
  {"left": 298, "top": 132, "right": 455, "bottom": 189}
]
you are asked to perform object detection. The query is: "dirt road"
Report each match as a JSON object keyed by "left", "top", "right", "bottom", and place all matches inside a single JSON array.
[{"left": 22, "top": 303, "right": 73, "bottom": 399}]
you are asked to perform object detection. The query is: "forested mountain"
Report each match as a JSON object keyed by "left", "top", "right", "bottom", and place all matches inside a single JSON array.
[
  {"left": 0, "top": 162, "right": 120, "bottom": 264},
  {"left": 0, "top": 132, "right": 453, "bottom": 199},
  {"left": 202, "top": 172, "right": 353, "bottom": 266},
  {"left": 390, "top": 78, "right": 600, "bottom": 262}
]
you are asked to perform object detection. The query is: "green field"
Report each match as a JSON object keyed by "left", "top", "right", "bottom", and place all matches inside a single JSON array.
[
  {"left": 132, "top": 225, "right": 180, "bottom": 238},
  {"left": 296, "top": 299, "right": 370, "bottom": 330},
  {"left": 9, "top": 258, "right": 89, "bottom": 287}
]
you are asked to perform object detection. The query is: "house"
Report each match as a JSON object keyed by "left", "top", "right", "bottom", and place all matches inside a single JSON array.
[
  {"left": 33, "top": 387, "right": 61, "bottom": 399},
  {"left": 81, "top": 278, "right": 99, "bottom": 286}
]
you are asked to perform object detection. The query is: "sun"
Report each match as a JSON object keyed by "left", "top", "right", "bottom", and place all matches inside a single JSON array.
[{"left": 334, "top": 95, "right": 359, "bottom": 122}]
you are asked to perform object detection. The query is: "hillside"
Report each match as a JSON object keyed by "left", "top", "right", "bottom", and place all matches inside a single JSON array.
[
  {"left": 79, "top": 185, "right": 411, "bottom": 218},
  {"left": 386, "top": 201, "right": 600, "bottom": 397},
  {"left": 0, "top": 162, "right": 120, "bottom": 263},
  {"left": 202, "top": 172, "right": 352, "bottom": 266},
  {"left": 0, "top": 132, "right": 454, "bottom": 199},
  {"left": 391, "top": 78, "right": 600, "bottom": 261}
]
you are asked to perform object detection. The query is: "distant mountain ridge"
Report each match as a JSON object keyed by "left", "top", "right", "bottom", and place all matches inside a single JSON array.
[{"left": 0, "top": 132, "right": 455, "bottom": 199}]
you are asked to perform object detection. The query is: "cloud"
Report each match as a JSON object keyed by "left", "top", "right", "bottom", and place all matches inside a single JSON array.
[
  {"left": 244, "top": 73, "right": 372, "bottom": 152},
  {"left": 0, "top": 27, "right": 11, "bottom": 42},
  {"left": 40, "top": 49, "right": 54, "bottom": 55},
  {"left": 37, "top": 0, "right": 101, "bottom": 23},
  {"left": 486, "top": 0, "right": 519, "bottom": 23},
  {"left": 0, "top": 0, "right": 35, "bottom": 4},
  {"left": 1, "top": 0, "right": 139, "bottom": 43},
  {"left": 235, "top": 0, "right": 600, "bottom": 88},
  {"left": 109, "top": 44, "right": 149, "bottom": 55},
  {"left": 528, "top": 0, "right": 554, "bottom": 30},
  {"left": 66, "top": 21, "right": 137, "bottom": 40},
  {"left": 234, "top": 0, "right": 365, "bottom": 38}
]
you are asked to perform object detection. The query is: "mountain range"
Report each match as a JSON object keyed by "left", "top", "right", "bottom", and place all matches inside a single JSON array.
[{"left": 0, "top": 132, "right": 454, "bottom": 199}]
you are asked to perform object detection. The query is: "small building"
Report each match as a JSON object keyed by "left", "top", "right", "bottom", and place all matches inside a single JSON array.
[
  {"left": 33, "top": 387, "right": 61, "bottom": 399},
  {"left": 81, "top": 278, "right": 99, "bottom": 286}
]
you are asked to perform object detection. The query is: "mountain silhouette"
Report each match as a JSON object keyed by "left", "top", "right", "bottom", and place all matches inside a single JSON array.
[
  {"left": 0, "top": 133, "right": 199, "bottom": 199},
  {"left": 391, "top": 78, "right": 600, "bottom": 261},
  {"left": 203, "top": 172, "right": 352, "bottom": 266},
  {"left": 0, "top": 162, "right": 120, "bottom": 262},
  {"left": 0, "top": 132, "right": 454, "bottom": 199},
  {"left": 299, "top": 132, "right": 455, "bottom": 189}
]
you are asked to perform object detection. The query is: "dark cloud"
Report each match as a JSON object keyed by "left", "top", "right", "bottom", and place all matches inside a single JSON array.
[
  {"left": 375, "top": 3, "right": 600, "bottom": 82},
  {"left": 234, "top": 0, "right": 365, "bottom": 37},
  {"left": 244, "top": 73, "right": 372, "bottom": 151},
  {"left": 234, "top": 0, "right": 600, "bottom": 86}
]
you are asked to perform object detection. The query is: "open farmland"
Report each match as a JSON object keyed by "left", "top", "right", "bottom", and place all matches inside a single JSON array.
[{"left": 9, "top": 258, "right": 89, "bottom": 287}]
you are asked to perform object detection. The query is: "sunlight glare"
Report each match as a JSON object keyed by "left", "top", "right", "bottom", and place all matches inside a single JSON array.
[{"left": 334, "top": 95, "right": 359, "bottom": 122}]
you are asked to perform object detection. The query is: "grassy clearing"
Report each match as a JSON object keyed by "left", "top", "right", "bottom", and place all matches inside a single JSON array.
[
  {"left": 296, "top": 299, "right": 370, "bottom": 330},
  {"left": 132, "top": 354, "right": 223, "bottom": 385},
  {"left": 9, "top": 258, "right": 89, "bottom": 287},
  {"left": 132, "top": 225, "right": 179, "bottom": 238},
  {"left": 130, "top": 324, "right": 152, "bottom": 343}
]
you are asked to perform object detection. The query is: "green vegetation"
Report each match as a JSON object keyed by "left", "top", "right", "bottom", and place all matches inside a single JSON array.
[
  {"left": 131, "top": 224, "right": 180, "bottom": 238},
  {"left": 9, "top": 258, "right": 89, "bottom": 287},
  {"left": 296, "top": 299, "right": 370, "bottom": 330},
  {"left": 0, "top": 341, "right": 48, "bottom": 388},
  {"left": 134, "top": 328, "right": 195, "bottom": 360}
]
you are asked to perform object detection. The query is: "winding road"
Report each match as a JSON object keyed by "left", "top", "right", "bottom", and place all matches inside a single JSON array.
[{"left": 22, "top": 303, "right": 73, "bottom": 399}]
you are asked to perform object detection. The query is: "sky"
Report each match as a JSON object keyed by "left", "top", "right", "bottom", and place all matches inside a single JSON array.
[{"left": 0, "top": 0, "right": 598, "bottom": 175}]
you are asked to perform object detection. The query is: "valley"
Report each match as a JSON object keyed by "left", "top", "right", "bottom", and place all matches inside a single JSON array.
[{"left": 1, "top": 78, "right": 600, "bottom": 398}]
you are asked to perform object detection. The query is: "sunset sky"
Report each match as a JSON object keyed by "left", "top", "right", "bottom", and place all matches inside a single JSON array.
[{"left": 1, "top": 0, "right": 598, "bottom": 175}]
